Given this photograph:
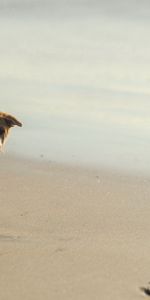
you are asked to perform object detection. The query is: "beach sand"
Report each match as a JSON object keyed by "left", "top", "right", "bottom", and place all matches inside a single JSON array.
[{"left": 0, "top": 155, "right": 150, "bottom": 299}]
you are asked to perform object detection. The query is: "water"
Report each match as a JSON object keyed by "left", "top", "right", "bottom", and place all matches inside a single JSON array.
[{"left": 1, "top": 0, "right": 150, "bottom": 174}]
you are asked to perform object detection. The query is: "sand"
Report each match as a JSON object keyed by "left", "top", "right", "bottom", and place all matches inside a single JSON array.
[{"left": 0, "top": 155, "right": 150, "bottom": 299}]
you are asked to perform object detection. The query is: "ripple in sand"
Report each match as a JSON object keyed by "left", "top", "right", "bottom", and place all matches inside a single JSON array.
[{"left": 0, "top": 234, "right": 21, "bottom": 242}]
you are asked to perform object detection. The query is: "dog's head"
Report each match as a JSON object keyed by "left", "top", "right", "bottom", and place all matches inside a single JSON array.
[{"left": 0, "top": 112, "right": 22, "bottom": 150}]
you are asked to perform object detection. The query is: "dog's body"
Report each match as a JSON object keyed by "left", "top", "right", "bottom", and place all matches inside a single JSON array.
[{"left": 0, "top": 112, "right": 22, "bottom": 150}]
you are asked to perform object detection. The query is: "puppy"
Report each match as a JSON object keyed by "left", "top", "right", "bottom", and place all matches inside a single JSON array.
[{"left": 0, "top": 112, "right": 22, "bottom": 150}]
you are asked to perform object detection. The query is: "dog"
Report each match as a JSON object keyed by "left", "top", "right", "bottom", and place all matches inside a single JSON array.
[{"left": 0, "top": 112, "right": 22, "bottom": 150}]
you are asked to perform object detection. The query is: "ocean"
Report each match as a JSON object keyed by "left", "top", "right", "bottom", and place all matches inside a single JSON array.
[{"left": 1, "top": 0, "right": 150, "bottom": 174}]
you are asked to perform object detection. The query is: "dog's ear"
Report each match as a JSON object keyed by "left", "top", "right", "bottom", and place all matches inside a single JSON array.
[{"left": 3, "top": 114, "right": 22, "bottom": 128}]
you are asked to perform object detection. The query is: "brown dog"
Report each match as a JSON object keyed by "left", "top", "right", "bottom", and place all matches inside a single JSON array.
[{"left": 0, "top": 112, "right": 22, "bottom": 150}]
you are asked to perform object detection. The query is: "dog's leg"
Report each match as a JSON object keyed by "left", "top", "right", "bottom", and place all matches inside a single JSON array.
[{"left": 0, "top": 140, "right": 4, "bottom": 152}]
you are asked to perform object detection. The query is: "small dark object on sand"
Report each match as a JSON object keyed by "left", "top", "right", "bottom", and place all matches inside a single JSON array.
[{"left": 140, "top": 286, "right": 150, "bottom": 296}]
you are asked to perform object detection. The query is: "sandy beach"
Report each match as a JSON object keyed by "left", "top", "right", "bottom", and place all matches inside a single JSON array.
[{"left": 0, "top": 155, "right": 150, "bottom": 299}]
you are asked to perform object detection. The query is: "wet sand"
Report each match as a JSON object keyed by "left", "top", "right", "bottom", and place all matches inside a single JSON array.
[{"left": 0, "top": 155, "right": 150, "bottom": 299}]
